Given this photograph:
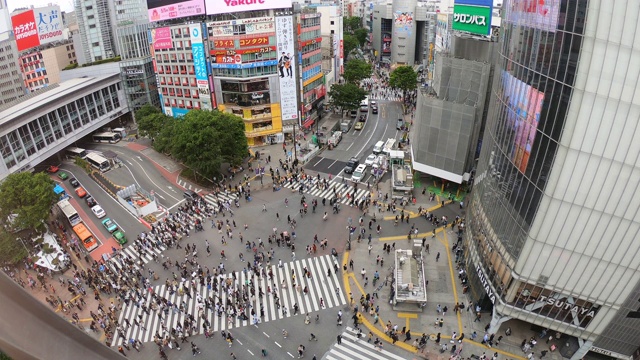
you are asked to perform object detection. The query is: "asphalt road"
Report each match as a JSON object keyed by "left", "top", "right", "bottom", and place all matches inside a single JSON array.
[
  {"left": 305, "top": 100, "right": 404, "bottom": 182},
  {"left": 89, "top": 144, "right": 186, "bottom": 211}
]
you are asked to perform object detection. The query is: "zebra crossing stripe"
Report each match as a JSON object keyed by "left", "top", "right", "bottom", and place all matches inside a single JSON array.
[{"left": 323, "top": 327, "right": 408, "bottom": 360}]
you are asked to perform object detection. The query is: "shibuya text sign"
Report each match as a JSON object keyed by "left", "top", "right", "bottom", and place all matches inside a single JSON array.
[{"left": 452, "top": 4, "right": 491, "bottom": 36}]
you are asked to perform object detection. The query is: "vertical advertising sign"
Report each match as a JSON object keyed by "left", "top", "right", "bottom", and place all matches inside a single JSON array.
[
  {"left": 339, "top": 39, "right": 344, "bottom": 74},
  {"left": 190, "top": 24, "right": 212, "bottom": 111},
  {"left": 275, "top": 16, "right": 297, "bottom": 121},
  {"left": 11, "top": 10, "right": 38, "bottom": 51}
]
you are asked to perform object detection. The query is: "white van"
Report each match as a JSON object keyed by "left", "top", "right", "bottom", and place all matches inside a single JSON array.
[
  {"left": 382, "top": 138, "right": 396, "bottom": 156},
  {"left": 372, "top": 141, "right": 384, "bottom": 154}
]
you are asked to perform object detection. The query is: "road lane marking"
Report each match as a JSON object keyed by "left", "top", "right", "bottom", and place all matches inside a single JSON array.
[{"left": 314, "top": 157, "right": 324, "bottom": 166}]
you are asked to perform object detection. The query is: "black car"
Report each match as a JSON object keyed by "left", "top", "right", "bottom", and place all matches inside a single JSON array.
[
  {"left": 372, "top": 105, "right": 378, "bottom": 114},
  {"left": 343, "top": 157, "right": 359, "bottom": 174},
  {"left": 358, "top": 114, "right": 367, "bottom": 122},
  {"left": 85, "top": 195, "right": 97, "bottom": 208},
  {"left": 183, "top": 190, "right": 201, "bottom": 202},
  {"left": 69, "top": 178, "right": 80, "bottom": 188}
]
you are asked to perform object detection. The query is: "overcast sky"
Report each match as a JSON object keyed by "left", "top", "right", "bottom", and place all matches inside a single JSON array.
[{"left": 6, "top": 0, "right": 75, "bottom": 13}]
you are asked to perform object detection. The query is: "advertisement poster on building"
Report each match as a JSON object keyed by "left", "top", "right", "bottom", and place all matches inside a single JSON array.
[
  {"left": 339, "top": 39, "right": 344, "bottom": 74},
  {"left": 393, "top": 11, "right": 413, "bottom": 34},
  {"left": 205, "top": 0, "right": 292, "bottom": 15},
  {"left": 276, "top": 16, "right": 297, "bottom": 121},
  {"left": 504, "top": 0, "right": 560, "bottom": 33},
  {"left": 151, "top": 27, "right": 173, "bottom": 50},
  {"left": 147, "top": 0, "right": 205, "bottom": 22},
  {"left": 501, "top": 71, "right": 544, "bottom": 173},
  {"left": 190, "top": 24, "right": 212, "bottom": 111},
  {"left": 11, "top": 6, "right": 63, "bottom": 52}
]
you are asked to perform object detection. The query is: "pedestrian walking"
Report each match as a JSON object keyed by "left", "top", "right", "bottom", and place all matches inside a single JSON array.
[
  {"left": 337, "top": 334, "right": 342, "bottom": 345},
  {"left": 118, "top": 346, "right": 126, "bottom": 357}
]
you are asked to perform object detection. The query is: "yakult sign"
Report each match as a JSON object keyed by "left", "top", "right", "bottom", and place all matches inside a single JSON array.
[{"left": 205, "top": 0, "right": 292, "bottom": 15}]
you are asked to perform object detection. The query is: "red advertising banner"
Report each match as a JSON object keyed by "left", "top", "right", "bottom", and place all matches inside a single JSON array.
[
  {"left": 300, "top": 37, "right": 322, "bottom": 47},
  {"left": 339, "top": 39, "right": 344, "bottom": 59},
  {"left": 12, "top": 10, "right": 39, "bottom": 52},
  {"left": 239, "top": 36, "right": 269, "bottom": 47},
  {"left": 212, "top": 54, "right": 242, "bottom": 64},
  {"left": 213, "top": 39, "right": 235, "bottom": 48},
  {"left": 210, "top": 46, "right": 275, "bottom": 56}
]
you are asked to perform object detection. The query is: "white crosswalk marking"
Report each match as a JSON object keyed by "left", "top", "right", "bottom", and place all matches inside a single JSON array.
[
  {"left": 369, "top": 95, "right": 401, "bottom": 102},
  {"left": 112, "top": 255, "right": 345, "bottom": 346},
  {"left": 106, "top": 240, "right": 167, "bottom": 273},
  {"left": 203, "top": 192, "right": 239, "bottom": 212},
  {"left": 324, "top": 327, "right": 408, "bottom": 360},
  {"left": 280, "top": 177, "right": 372, "bottom": 206}
]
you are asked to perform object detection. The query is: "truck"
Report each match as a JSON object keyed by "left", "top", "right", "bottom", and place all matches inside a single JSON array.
[
  {"left": 327, "top": 131, "right": 342, "bottom": 147},
  {"left": 340, "top": 119, "right": 354, "bottom": 132}
]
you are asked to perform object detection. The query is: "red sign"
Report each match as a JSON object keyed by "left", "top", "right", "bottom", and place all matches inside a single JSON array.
[
  {"left": 12, "top": 10, "right": 39, "bottom": 52},
  {"left": 213, "top": 39, "right": 235, "bottom": 48},
  {"left": 210, "top": 46, "right": 274, "bottom": 56},
  {"left": 300, "top": 37, "right": 322, "bottom": 48},
  {"left": 239, "top": 36, "right": 269, "bottom": 47},
  {"left": 213, "top": 54, "right": 242, "bottom": 64},
  {"left": 339, "top": 39, "right": 344, "bottom": 59}
]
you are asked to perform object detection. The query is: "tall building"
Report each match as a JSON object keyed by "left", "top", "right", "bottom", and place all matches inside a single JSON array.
[
  {"left": 18, "top": 42, "right": 78, "bottom": 93},
  {"left": 74, "top": 0, "right": 117, "bottom": 63},
  {"left": 464, "top": 1, "right": 640, "bottom": 359},
  {"left": 0, "top": 32, "right": 26, "bottom": 104},
  {"left": 0, "top": 0, "right": 10, "bottom": 34},
  {"left": 297, "top": 9, "right": 326, "bottom": 130},
  {"left": 314, "top": 3, "right": 343, "bottom": 87}
]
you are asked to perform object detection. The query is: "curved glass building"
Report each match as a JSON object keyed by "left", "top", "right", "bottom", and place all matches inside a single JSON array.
[{"left": 464, "top": 0, "right": 640, "bottom": 358}]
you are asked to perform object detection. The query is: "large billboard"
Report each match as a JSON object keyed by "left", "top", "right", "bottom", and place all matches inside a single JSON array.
[
  {"left": 275, "top": 16, "right": 297, "bottom": 122},
  {"left": 504, "top": 0, "right": 560, "bottom": 33},
  {"left": 205, "top": 0, "right": 292, "bottom": 15},
  {"left": 147, "top": 0, "right": 205, "bottom": 22},
  {"left": 501, "top": 71, "right": 544, "bottom": 173},
  {"left": 452, "top": 4, "right": 492, "bottom": 36},
  {"left": 11, "top": 6, "right": 63, "bottom": 52},
  {"left": 209, "top": 17, "right": 275, "bottom": 37},
  {"left": 150, "top": 27, "right": 173, "bottom": 50},
  {"left": 189, "top": 24, "right": 212, "bottom": 111}
]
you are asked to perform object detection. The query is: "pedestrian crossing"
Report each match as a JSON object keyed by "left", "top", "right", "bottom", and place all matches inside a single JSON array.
[
  {"left": 111, "top": 254, "right": 346, "bottom": 346},
  {"left": 203, "top": 191, "right": 240, "bottom": 212},
  {"left": 106, "top": 240, "right": 167, "bottom": 272},
  {"left": 369, "top": 95, "right": 402, "bottom": 102},
  {"left": 281, "top": 177, "right": 372, "bottom": 206},
  {"left": 323, "top": 327, "right": 408, "bottom": 360}
]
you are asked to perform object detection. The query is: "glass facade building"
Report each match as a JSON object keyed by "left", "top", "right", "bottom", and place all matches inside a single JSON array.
[{"left": 464, "top": 0, "right": 640, "bottom": 358}]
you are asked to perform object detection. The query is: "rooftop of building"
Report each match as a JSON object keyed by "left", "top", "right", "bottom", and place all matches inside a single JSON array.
[{"left": 0, "top": 75, "right": 119, "bottom": 126}]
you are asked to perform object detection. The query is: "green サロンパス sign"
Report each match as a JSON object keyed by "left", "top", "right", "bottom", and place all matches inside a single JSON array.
[{"left": 452, "top": 4, "right": 492, "bottom": 35}]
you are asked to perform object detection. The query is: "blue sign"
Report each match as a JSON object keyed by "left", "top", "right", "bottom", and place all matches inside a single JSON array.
[
  {"left": 172, "top": 107, "right": 189, "bottom": 118},
  {"left": 190, "top": 24, "right": 208, "bottom": 83},
  {"left": 210, "top": 59, "right": 278, "bottom": 69}
]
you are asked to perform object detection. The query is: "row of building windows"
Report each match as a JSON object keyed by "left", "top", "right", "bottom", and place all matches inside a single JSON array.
[
  {"left": 1, "top": 84, "right": 121, "bottom": 170},
  {"left": 299, "top": 29, "right": 321, "bottom": 41},
  {"left": 301, "top": 42, "right": 321, "bottom": 53},
  {"left": 155, "top": 53, "right": 194, "bottom": 63},
  {"left": 302, "top": 52, "right": 322, "bottom": 68},
  {"left": 162, "top": 97, "right": 202, "bottom": 110},
  {"left": 212, "top": 65, "right": 277, "bottom": 78},
  {"left": 21, "top": 53, "right": 43, "bottom": 64},
  {"left": 157, "top": 65, "right": 196, "bottom": 76},
  {"left": 160, "top": 86, "right": 201, "bottom": 99},
  {"left": 300, "top": 17, "right": 320, "bottom": 28},
  {"left": 25, "top": 70, "right": 47, "bottom": 80}
]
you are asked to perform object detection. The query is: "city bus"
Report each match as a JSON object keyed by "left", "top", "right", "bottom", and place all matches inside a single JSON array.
[
  {"left": 92, "top": 132, "right": 122, "bottom": 143},
  {"left": 72, "top": 222, "right": 98, "bottom": 252},
  {"left": 66, "top": 147, "right": 87, "bottom": 160},
  {"left": 85, "top": 152, "right": 111, "bottom": 172},
  {"left": 57, "top": 199, "right": 81, "bottom": 226}
]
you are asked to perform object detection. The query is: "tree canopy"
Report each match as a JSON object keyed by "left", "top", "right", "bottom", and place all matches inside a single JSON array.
[
  {"left": 342, "top": 35, "right": 359, "bottom": 62},
  {"left": 343, "top": 59, "right": 372, "bottom": 84},
  {"left": 0, "top": 172, "right": 56, "bottom": 233},
  {"left": 137, "top": 109, "right": 248, "bottom": 181},
  {"left": 354, "top": 28, "right": 368, "bottom": 47},
  {"left": 134, "top": 104, "right": 160, "bottom": 123},
  {"left": 0, "top": 231, "right": 28, "bottom": 265},
  {"left": 389, "top": 66, "right": 418, "bottom": 94},
  {"left": 328, "top": 83, "right": 368, "bottom": 115},
  {"left": 344, "top": 16, "right": 362, "bottom": 33}
]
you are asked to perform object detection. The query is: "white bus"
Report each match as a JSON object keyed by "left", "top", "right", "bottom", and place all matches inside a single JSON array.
[
  {"left": 66, "top": 147, "right": 87, "bottom": 159},
  {"left": 92, "top": 132, "right": 122, "bottom": 143},
  {"left": 86, "top": 152, "right": 111, "bottom": 172},
  {"left": 57, "top": 199, "right": 81, "bottom": 226},
  {"left": 360, "top": 96, "right": 369, "bottom": 111}
]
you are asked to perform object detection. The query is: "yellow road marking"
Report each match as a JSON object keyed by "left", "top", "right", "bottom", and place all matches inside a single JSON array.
[
  {"left": 379, "top": 225, "right": 446, "bottom": 241},
  {"left": 381, "top": 201, "right": 452, "bottom": 221},
  {"left": 397, "top": 312, "right": 418, "bottom": 319},
  {"left": 55, "top": 293, "right": 82, "bottom": 313},
  {"left": 438, "top": 230, "right": 463, "bottom": 333}
]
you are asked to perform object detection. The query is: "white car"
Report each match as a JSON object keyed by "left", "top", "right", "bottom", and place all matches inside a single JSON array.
[
  {"left": 364, "top": 154, "right": 376, "bottom": 166},
  {"left": 351, "top": 164, "right": 367, "bottom": 183},
  {"left": 91, "top": 205, "right": 106, "bottom": 219}
]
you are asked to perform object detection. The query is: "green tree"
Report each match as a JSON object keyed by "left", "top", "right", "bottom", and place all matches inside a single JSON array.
[
  {"left": 342, "top": 35, "right": 359, "bottom": 62},
  {"left": 0, "top": 172, "right": 56, "bottom": 233},
  {"left": 389, "top": 65, "right": 418, "bottom": 99},
  {"left": 344, "top": 16, "right": 362, "bottom": 33},
  {"left": 328, "top": 83, "right": 368, "bottom": 116},
  {"left": 343, "top": 59, "right": 372, "bottom": 84},
  {"left": 170, "top": 110, "right": 248, "bottom": 180},
  {"left": 354, "top": 28, "right": 368, "bottom": 47},
  {"left": 0, "top": 231, "right": 28, "bottom": 265},
  {"left": 138, "top": 112, "right": 172, "bottom": 140},
  {"left": 134, "top": 103, "right": 160, "bottom": 123}
]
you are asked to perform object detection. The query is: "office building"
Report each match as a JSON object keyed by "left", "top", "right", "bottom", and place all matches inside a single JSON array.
[
  {"left": 297, "top": 10, "right": 326, "bottom": 130},
  {"left": 0, "top": 33, "right": 26, "bottom": 105},
  {"left": 371, "top": 0, "right": 437, "bottom": 65},
  {"left": 73, "top": 0, "right": 117, "bottom": 63},
  {"left": 463, "top": 1, "right": 640, "bottom": 359},
  {"left": 312, "top": 4, "right": 342, "bottom": 88},
  {"left": 18, "top": 42, "right": 77, "bottom": 93}
]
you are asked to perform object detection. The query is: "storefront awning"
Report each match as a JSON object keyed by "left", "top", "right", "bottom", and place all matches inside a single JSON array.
[{"left": 302, "top": 119, "right": 315, "bottom": 129}]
